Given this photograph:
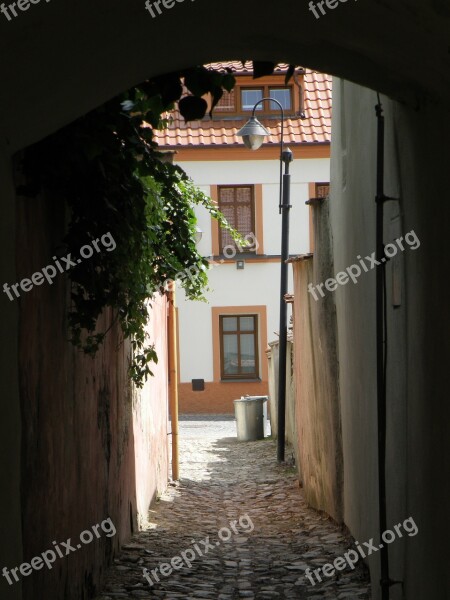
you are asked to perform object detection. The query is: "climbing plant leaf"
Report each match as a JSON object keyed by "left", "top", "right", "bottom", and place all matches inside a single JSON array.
[{"left": 19, "top": 65, "right": 246, "bottom": 387}]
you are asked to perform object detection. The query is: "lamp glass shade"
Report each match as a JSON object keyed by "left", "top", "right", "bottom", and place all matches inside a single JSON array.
[
  {"left": 242, "top": 134, "right": 265, "bottom": 150},
  {"left": 194, "top": 226, "right": 203, "bottom": 244},
  {"left": 237, "top": 117, "right": 270, "bottom": 150}
]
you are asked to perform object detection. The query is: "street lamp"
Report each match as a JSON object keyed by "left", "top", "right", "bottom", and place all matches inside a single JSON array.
[
  {"left": 237, "top": 98, "right": 293, "bottom": 463},
  {"left": 237, "top": 116, "right": 270, "bottom": 150}
]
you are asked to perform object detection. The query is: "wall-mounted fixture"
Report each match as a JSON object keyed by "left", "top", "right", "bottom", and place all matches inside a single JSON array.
[
  {"left": 194, "top": 226, "right": 203, "bottom": 244},
  {"left": 191, "top": 379, "right": 205, "bottom": 391}
]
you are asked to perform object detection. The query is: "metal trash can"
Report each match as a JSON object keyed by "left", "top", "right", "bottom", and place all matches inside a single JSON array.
[{"left": 234, "top": 396, "right": 268, "bottom": 441}]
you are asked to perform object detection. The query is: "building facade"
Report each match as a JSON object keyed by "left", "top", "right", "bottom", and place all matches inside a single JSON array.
[{"left": 155, "top": 63, "right": 331, "bottom": 413}]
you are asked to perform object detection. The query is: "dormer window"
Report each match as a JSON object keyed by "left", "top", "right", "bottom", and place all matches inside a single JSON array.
[
  {"left": 241, "top": 86, "right": 292, "bottom": 113},
  {"left": 215, "top": 89, "right": 236, "bottom": 112},
  {"left": 268, "top": 88, "right": 292, "bottom": 110},
  {"left": 214, "top": 84, "right": 295, "bottom": 116},
  {"left": 241, "top": 88, "right": 264, "bottom": 111}
]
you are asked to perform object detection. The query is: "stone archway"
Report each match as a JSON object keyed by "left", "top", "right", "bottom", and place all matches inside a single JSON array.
[
  {"left": 1, "top": 3, "right": 449, "bottom": 599},
  {"left": 0, "top": 0, "right": 449, "bottom": 153}
]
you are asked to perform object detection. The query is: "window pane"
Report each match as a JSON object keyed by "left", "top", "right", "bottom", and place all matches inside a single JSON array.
[
  {"left": 218, "top": 186, "right": 255, "bottom": 253},
  {"left": 218, "top": 188, "right": 235, "bottom": 248},
  {"left": 222, "top": 317, "right": 238, "bottom": 331},
  {"left": 220, "top": 230, "right": 234, "bottom": 249},
  {"left": 269, "top": 88, "right": 291, "bottom": 110},
  {"left": 236, "top": 204, "right": 252, "bottom": 236},
  {"left": 219, "top": 188, "right": 235, "bottom": 204},
  {"left": 241, "top": 89, "right": 263, "bottom": 111},
  {"left": 239, "top": 316, "right": 255, "bottom": 331},
  {"left": 215, "top": 89, "right": 236, "bottom": 112},
  {"left": 316, "top": 183, "right": 330, "bottom": 198},
  {"left": 220, "top": 206, "right": 235, "bottom": 225},
  {"left": 223, "top": 335, "right": 239, "bottom": 375},
  {"left": 218, "top": 198, "right": 236, "bottom": 248},
  {"left": 240, "top": 334, "right": 256, "bottom": 373},
  {"left": 236, "top": 187, "right": 252, "bottom": 203},
  {"left": 220, "top": 314, "right": 259, "bottom": 379}
]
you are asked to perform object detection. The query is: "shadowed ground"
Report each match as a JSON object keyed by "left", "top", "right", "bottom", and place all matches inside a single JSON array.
[{"left": 95, "top": 416, "right": 371, "bottom": 599}]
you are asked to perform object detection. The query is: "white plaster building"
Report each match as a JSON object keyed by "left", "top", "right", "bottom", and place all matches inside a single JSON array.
[{"left": 155, "top": 63, "right": 331, "bottom": 413}]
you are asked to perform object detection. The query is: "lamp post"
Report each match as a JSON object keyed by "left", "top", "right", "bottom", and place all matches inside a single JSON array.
[{"left": 237, "top": 99, "right": 293, "bottom": 463}]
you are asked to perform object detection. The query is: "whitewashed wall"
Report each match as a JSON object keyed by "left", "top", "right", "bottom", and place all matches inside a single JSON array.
[{"left": 176, "top": 157, "right": 330, "bottom": 383}]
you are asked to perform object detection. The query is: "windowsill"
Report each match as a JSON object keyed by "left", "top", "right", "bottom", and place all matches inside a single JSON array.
[
  {"left": 215, "top": 252, "right": 257, "bottom": 259},
  {"left": 211, "top": 254, "right": 281, "bottom": 261},
  {"left": 220, "top": 378, "right": 262, "bottom": 383}
]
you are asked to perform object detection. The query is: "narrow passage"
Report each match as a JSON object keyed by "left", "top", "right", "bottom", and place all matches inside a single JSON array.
[{"left": 95, "top": 416, "right": 371, "bottom": 599}]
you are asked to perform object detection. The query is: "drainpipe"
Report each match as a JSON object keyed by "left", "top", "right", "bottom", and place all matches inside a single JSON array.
[
  {"left": 375, "top": 96, "right": 404, "bottom": 599},
  {"left": 167, "top": 289, "right": 179, "bottom": 481},
  {"left": 375, "top": 99, "right": 390, "bottom": 600}
]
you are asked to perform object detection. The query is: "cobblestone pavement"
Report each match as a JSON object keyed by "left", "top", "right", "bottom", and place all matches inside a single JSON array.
[{"left": 95, "top": 417, "right": 371, "bottom": 599}]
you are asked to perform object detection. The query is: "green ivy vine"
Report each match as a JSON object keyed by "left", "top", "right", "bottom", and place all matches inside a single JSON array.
[{"left": 18, "top": 61, "right": 293, "bottom": 386}]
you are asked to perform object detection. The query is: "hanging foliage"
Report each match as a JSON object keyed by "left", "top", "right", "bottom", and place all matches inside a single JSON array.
[{"left": 18, "top": 62, "right": 285, "bottom": 386}]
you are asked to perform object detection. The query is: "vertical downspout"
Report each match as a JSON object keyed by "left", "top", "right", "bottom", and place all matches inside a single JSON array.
[
  {"left": 168, "top": 290, "right": 179, "bottom": 481},
  {"left": 375, "top": 100, "right": 390, "bottom": 600}
]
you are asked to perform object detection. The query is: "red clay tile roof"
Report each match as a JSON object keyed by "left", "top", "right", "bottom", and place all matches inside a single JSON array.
[
  {"left": 153, "top": 68, "right": 331, "bottom": 149},
  {"left": 204, "top": 61, "right": 295, "bottom": 75}
]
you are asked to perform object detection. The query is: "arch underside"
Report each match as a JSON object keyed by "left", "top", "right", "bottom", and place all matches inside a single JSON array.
[{"left": 0, "top": 0, "right": 448, "bottom": 152}]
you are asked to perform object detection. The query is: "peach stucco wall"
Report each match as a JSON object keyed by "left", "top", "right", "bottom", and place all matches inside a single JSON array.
[
  {"left": 179, "top": 380, "right": 269, "bottom": 414},
  {"left": 290, "top": 200, "right": 343, "bottom": 523},
  {"left": 15, "top": 191, "right": 169, "bottom": 600}
]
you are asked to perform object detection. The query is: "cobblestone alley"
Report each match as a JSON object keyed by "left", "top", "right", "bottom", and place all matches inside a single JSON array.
[{"left": 95, "top": 417, "right": 371, "bottom": 599}]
